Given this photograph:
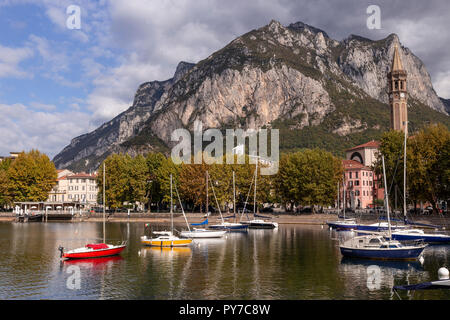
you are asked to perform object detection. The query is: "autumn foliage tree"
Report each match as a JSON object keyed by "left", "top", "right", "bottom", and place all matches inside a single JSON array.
[{"left": 7, "top": 150, "right": 57, "bottom": 202}]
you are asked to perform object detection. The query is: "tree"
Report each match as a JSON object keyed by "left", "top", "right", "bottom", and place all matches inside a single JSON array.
[
  {"left": 374, "top": 130, "right": 405, "bottom": 211},
  {"left": 7, "top": 150, "right": 57, "bottom": 202},
  {"left": 128, "top": 155, "right": 149, "bottom": 210},
  {"left": 407, "top": 123, "right": 450, "bottom": 213},
  {"left": 97, "top": 154, "right": 130, "bottom": 210},
  {"left": 179, "top": 156, "right": 210, "bottom": 212},
  {"left": 0, "top": 158, "right": 12, "bottom": 207},
  {"left": 275, "top": 149, "right": 343, "bottom": 212},
  {"left": 146, "top": 152, "right": 167, "bottom": 211}
]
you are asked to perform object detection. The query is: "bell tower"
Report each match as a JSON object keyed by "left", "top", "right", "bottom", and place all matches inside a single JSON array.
[{"left": 388, "top": 44, "right": 408, "bottom": 133}]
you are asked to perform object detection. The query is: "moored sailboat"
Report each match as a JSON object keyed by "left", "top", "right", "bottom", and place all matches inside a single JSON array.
[
  {"left": 141, "top": 174, "right": 193, "bottom": 247},
  {"left": 59, "top": 163, "right": 127, "bottom": 260},
  {"left": 339, "top": 155, "right": 427, "bottom": 261},
  {"left": 239, "top": 160, "right": 278, "bottom": 229}
]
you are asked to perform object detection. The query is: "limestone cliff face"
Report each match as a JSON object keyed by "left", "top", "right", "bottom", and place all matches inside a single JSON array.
[
  {"left": 337, "top": 34, "right": 446, "bottom": 113},
  {"left": 53, "top": 20, "right": 448, "bottom": 171}
]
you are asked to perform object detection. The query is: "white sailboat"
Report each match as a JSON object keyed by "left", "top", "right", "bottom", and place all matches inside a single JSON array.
[
  {"left": 180, "top": 171, "right": 226, "bottom": 238},
  {"left": 240, "top": 157, "right": 278, "bottom": 229},
  {"left": 326, "top": 175, "right": 357, "bottom": 230},
  {"left": 208, "top": 170, "right": 248, "bottom": 230}
]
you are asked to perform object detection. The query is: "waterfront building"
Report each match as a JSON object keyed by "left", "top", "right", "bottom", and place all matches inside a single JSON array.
[
  {"left": 48, "top": 170, "right": 99, "bottom": 208},
  {"left": 342, "top": 141, "right": 384, "bottom": 209},
  {"left": 342, "top": 159, "right": 374, "bottom": 209}
]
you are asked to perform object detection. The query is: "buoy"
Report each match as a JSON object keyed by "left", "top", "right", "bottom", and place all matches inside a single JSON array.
[
  {"left": 419, "top": 256, "right": 424, "bottom": 265},
  {"left": 438, "top": 267, "right": 449, "bottom": 280}
]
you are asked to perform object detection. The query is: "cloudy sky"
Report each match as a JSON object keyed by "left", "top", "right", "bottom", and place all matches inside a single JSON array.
[{"left": 0, "top": 0, "right": 449, "bottom": 158}]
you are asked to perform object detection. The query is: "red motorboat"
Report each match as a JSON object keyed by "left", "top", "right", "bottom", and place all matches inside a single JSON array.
[{"left": 59, "top": 242, "right": 127, "bottom": 260}]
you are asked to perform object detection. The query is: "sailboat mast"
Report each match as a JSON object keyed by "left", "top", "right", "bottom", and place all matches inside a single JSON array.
[
  {"left": 206, "top": 170, "right": 209, "bottom": 214},
  {"left": 254, "top": 159, "right": 258, "bottom": 215},
  {"left": 403, "top": 122, "right": 408, "bottom": 220},
  {"left": 233, "top": 170, "right": 236, "bottom": 216},
  {"left": 382, "top": 155, "right": 392, "bottom": 239},
  {"left": 170, "top": 174, "right": 173, "bottom": 233},
  {"left": 103, "top": 162, "right": 106, "bottom": 244},
  {"left": 337, "top": 182, "right": 340, "bottom": 216},
  {"left": 343, "top": 174, "right": 346, "bottom": 220}
]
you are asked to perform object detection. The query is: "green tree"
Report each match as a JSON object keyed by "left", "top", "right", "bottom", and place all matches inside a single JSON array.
[
  {"left": 146, "top": 152, "right": 167, "bottom": 211},
  {"left": 407, "top": 123, "right": 450, "bottom": 213},
  {"left": 7, "top": 150, "right": 57, "bottom": 202},
  {"left": 276, "top": 149, "right": 343, "bottom": 212},
  {"left": 97, "top": 154, "right": 130, "bottom": 210},
  {"left": 128, "top": 154, "right": 149, "bottom": 209},
  {"left": 374, "top": 130, "right": 405, "bottom": 210}
]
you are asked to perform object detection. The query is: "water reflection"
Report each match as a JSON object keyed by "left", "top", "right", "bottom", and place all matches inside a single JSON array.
[{"left": 1, "top": 222, "right": 450, "bottom": 299}]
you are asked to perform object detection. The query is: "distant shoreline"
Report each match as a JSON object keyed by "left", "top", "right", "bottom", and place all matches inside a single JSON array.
[
  {"left": 0, "top": 212, "right": 334, "bottom": 225},
  {"left": 1, "top": 211, "right": 448, "bottom": 227}
]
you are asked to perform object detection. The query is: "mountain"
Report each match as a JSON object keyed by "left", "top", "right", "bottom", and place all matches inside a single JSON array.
[
  {"left": 442, "top": 97, "right": 450, "bottom": 114},
  {"left": 53, "top": 20, "right": 450, "bottom": 171}
]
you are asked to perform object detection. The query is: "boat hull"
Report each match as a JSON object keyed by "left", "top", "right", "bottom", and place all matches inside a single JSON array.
[
  {"left": 326, "top": 221, "right": 357, "bottom": 230},
  {"left": 63, "top": 245, "right": 126, "bottom": 260},
  {"left": 209, "top": 224, "right": 248, "bottom": 230},
  {"left": 340, "top": 246, "right": 426, "bottom": 260},
  {"left": 180, "top": 230, "right": 226, "bottom": 238},
  {"left": 27, "top": 214, "right": 43, "bottom": 222},
  {"left": 355, "top": 224, "right": 406, "bottom": 232},
  {"left": 391, "top": 233, "right": 450, "bottom": 244}
]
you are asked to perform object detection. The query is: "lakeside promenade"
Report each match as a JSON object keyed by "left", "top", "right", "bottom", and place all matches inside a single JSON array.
[{"left": 1, "top": 211, "right": 448, "bottom": 227}]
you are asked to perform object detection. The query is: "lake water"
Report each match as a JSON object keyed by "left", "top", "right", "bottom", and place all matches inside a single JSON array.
[{"left": 0, "top": 221, "right": 449, "bottom": 300}]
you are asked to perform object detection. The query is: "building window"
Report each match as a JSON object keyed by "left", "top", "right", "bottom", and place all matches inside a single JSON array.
[{"left": 349, "top": 172, "right": 352, "bottom": 179}]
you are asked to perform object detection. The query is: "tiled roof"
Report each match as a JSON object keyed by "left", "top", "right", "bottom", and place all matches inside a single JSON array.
[
  {"left": 345, "top": 140, "right": 380, "bottom": 152},
  {"left": 342, "top": 159, "right": 371, "bottom": 170},
  {"left": 67, "top": 172, "right": 97, "bottom": 179}
]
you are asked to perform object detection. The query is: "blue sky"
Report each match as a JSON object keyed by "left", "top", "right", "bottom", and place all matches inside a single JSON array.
[{"left": 0, "top": 0, "right": 449, "bottom": 159}]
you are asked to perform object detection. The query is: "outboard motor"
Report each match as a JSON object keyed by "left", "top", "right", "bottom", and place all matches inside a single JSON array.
[{"left": 58, "top": 246, "right": 64, "bottom": 258}]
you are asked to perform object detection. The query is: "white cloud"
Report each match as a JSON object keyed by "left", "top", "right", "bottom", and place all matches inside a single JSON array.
[
  {"left": 0, "top": 103, "right": 94, "bottom": 158},
  {"left": 0, "top": 44, "right": 34, "bottom": 78}
]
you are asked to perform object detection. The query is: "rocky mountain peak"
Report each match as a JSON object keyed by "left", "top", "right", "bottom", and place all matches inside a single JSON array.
[
  {"left": 173, "top": 61, "right": 195, "bottom": 82},
  {"left": 53, "top": 20, "right": 449, "bottom": 171},
  {"left": 287, "top": 21, "right": 330, "bottom": 38}
]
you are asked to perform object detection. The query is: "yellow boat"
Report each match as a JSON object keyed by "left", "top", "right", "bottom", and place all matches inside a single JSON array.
[{"left": 141, "top": 231, "right": 192, "bottom": 247}]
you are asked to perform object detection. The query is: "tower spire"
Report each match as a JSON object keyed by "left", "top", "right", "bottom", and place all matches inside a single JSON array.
[{"left": 392, "top": 44, "right": 404, "bottom": 71}]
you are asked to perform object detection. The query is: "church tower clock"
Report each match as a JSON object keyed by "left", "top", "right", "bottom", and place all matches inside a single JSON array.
[{"left": 388, "top": 44, "right": 408, "bottom": 133}]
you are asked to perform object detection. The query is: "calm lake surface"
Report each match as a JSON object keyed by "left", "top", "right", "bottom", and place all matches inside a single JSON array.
[{"left": 0, "top": 221, "right": 449, "bottom": 300}]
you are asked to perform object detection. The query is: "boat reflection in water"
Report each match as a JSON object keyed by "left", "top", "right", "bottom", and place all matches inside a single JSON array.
[
  {"left": 139, "top": 246, "right": 192, "bottom": 259},
  {"left": 62, "top": 255, "right": 124, "bottom": 268},
  {"left": 339, "top": 256, "right": 424, "bottom": 298}
]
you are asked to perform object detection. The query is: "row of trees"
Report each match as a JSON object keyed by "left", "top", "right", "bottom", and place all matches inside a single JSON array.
[
  {"left": 0, "top": 150, "right": 57, "bottom": 207},
  {"left": 376, "top": 123, "right": 450, "bottom": 214},
  {"left": 97, "top": 149, "right": 344, "bottom": 213}
]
